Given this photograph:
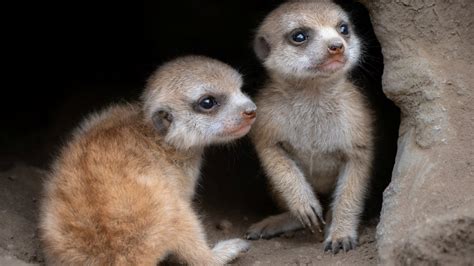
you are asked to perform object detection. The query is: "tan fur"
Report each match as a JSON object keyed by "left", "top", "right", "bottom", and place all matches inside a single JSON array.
[
  {"left": 246, "top": 0, "right": 374, "bottom": 253},
  {"left": 39, "top": 56, "right": 255, "bottom": 265}
]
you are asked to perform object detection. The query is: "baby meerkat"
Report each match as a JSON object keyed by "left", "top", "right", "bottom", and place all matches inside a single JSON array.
[
  {"left": 39, "top": 56, "right": 257, "bottom": 265},
  {"left": 245, "top": 0, "right": 374, "bottom": 253}
]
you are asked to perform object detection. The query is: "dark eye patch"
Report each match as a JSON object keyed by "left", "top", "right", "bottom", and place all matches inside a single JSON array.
[
  {"left": 338, "top": 21, "right": 350, "bottom": 36},
  {"left": 199, "top": 96, "right": 217, "bottom": 110},
  {"left": 287, "top": 27, "right": 313, "bottom": 46},
  {"left": 192, "top": 94, "right": 227, "bottom": 114},
  {"left": 292, "top": 32, "right": 307, "bottom": 43}
]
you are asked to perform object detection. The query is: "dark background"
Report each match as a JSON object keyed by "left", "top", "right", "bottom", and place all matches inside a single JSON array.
[{"left": 2, "top": 0, "right": 399, "bottom": 217}]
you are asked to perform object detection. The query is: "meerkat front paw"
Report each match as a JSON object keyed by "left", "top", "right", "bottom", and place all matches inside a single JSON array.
[
  {"left": 323, "top": 230, "right": 357, "bottom": 254},
  {"left": 212, "top": 238, "right": 250, "bottom": 264},
  {"left": 289, "top": 191, "right": 325, "bottom": 233}
]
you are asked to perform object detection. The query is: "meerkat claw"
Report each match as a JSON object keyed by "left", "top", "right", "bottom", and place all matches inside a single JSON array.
[
  {"left": 324, "top": 236, "right": 357, "bottom": 254},
  {"left": 311, "top": 206, "right": 325, "bottom": 232}
]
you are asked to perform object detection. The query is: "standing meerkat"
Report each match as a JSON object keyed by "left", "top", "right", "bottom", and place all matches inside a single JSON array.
[
  {"left": 245, "top": 0, "right": 374, "bottom": 253},
  {"left": 39, "top": 56, "right": 257, "bottom": 265}
]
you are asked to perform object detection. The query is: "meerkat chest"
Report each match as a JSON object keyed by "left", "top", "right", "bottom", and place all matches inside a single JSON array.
[
  {"left": 283, "top": 95, "right": 352, "bottom": 154},
  {"left": 283, "top": 142, "right": 342, "bottom": 194},
  {"left": 278, "top": 93, "right": 354, "bottom": 191}
]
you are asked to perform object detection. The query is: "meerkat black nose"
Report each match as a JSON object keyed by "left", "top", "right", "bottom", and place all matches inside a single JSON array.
[
  {"left": 243, "top": 109, "right": 257, "bottom": 120},
  {"left": 328, "top": 42, "right": 345, "bottom": 55},
  {"left": 241, "top": 101, "right": 257, "bottom": 120}
]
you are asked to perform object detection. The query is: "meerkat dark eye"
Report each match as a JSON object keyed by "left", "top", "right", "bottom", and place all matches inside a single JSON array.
[
  {"left": 198, "top": 96, "right": 218, "bottom": 110},
  {"left": 339, "top": 23, "right": 350, "bottom": 36},
  {"left": 290, "top": 30, "right": 308, "bottom": 45},
  {"left": 292, "top": 32, "right": 307, "bottom": 43}
]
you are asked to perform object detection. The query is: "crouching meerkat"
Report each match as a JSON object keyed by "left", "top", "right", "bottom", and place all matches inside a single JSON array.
[
  {"left": 39, "top": 56, "right": 257, "bottom": 265},
  {"left": 245, "top": 0, "right": 374, "bottom": 253}
]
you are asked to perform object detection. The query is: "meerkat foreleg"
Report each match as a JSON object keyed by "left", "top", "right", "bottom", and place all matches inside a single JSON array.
[
  {"left": 324, "top": 151, "right": 372, "bottom": 253},
  {"left": 254, "top": 144, "right": 325, "bottom": 234}
]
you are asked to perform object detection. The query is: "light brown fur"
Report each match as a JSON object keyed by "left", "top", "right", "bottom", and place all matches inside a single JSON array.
[
  {"left": 246, "top": 0, "right": 374, "bottom": 253},
  {"left": 40, "top": 56, "right": 255, "bottom": 265}
]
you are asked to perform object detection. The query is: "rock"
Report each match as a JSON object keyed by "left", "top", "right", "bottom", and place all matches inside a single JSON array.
[{"left": 361, "top": 0, "right": 474, "bottom": 265}]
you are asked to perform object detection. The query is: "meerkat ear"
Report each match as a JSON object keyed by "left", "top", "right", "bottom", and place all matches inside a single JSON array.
[
  {"left": 151, "top": 109, "right": 173, "bottom": 136},
  {"left": 254, "top": 35, "right": 271, "bottom": 61}
]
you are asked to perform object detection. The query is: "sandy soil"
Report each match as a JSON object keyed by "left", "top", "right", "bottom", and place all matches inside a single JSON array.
[
  {"left": 0, "top": 163, "right": 377, "bottom": 265},
  {"left": 202, "top": 213, "right": 378, "bottom": 266}
]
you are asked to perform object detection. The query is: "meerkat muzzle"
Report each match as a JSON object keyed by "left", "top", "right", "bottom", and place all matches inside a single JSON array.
[
  {"left": 242, "top": 110, "right": 257, "bottom": 120},
  {"left": 328, "top": 42, "right": 345, "bottom": 55},
  {"left": 223, "top": 110, "right": 256, "bottom": 137}
]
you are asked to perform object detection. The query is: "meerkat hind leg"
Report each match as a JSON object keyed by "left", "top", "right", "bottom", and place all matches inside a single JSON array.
[
  {"left": 171, "top": 203, "right": 249, "bottom": 265},
  {"left": 245, "top": 212, "right": 304, "bottom": 240},
  {"left": 174, "top": 229, "right": 250, "bottom": 265},
  {"left": 212, "top": 238, "right": 250, "bottom": 264}
]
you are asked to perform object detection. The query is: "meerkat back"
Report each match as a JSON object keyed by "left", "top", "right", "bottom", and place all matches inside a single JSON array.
[{"left": 39, "top": 56, "right": 256, "bottom": 265}]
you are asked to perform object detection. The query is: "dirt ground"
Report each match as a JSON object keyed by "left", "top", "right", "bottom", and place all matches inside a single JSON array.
[
  {"left": 0, "top": 162, "right": 378, "bottom": 265},
  {"left": 202, "top": 213, "right": 378, "bottom": 265}
]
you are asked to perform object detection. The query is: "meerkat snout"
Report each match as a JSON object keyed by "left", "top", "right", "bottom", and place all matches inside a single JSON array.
[
  {"left": 235, "top": 94, "right": 257, "bottom": 119},
  {"left": 243, "top": 109, "right": 257, "bottom": 120},
  {"left": 216, "top": 92, "right": 257, "bottom": 139},
  {"left": 328, "top": 40, "right": 344, "bottom": 55}
]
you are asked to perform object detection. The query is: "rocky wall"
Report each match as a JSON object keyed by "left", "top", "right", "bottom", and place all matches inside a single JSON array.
[{"left": 360, "top": 0, "right": 474, "bottom": 264}]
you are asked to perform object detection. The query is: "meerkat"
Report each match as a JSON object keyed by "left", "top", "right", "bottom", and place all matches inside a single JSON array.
[
  {"left": 39, "top": 56, "right": 257, "bottom": 265},
  {"left": 245, "top": 0, "right": 374, "bottom": 253}
]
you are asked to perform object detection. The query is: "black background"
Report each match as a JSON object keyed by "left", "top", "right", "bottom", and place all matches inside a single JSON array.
[{"left": 2, "top": 0, "right": 399, "bottom": 216}]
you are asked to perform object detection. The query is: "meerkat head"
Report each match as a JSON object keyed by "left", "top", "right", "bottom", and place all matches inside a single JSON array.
[
  {"left": 142, "top": 56, "right": 257, "bottom": 150},
  {"left": 254, "top": 0, "right": 361, "bottom": 80}
]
